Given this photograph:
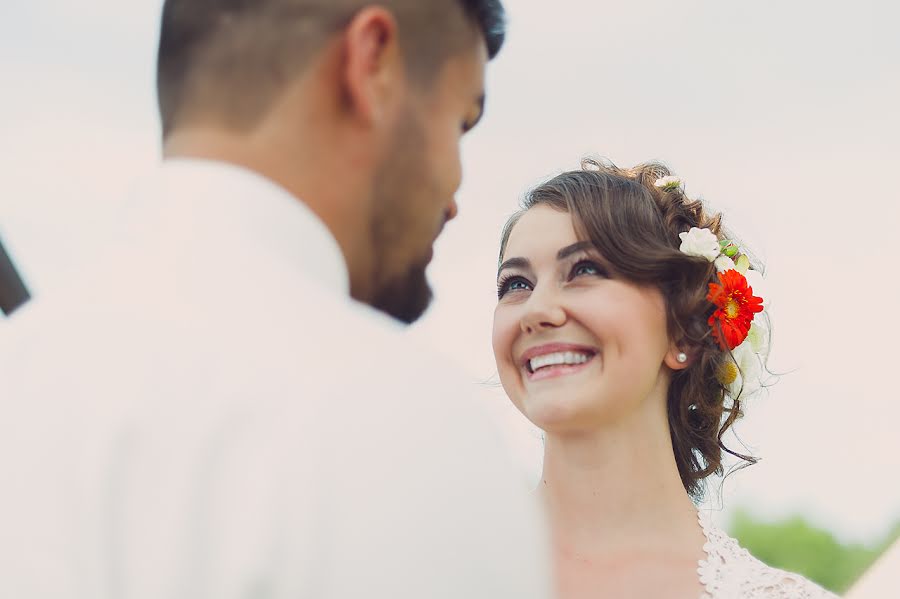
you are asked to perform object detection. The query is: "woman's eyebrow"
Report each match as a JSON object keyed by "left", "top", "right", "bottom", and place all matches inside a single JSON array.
[
  {"left": 498, "top": 242, "right": 596, "bottom": 276},
  {"left": 497, "top": 257, "right": 530, "bottom": 276},
  {"left": 557, "top": 241, "right": 595, "bottom": 260}
]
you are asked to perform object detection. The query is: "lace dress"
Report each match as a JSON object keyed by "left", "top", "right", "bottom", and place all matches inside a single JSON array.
[{"left": 697, "top": 510, "right": 839, "bottom": 598}]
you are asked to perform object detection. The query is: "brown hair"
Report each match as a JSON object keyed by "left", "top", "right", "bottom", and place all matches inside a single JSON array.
[
  {"left": 156, "top": 0, "right": 506, "bottom": 137},
  {"left": 500, "top": 159, "right": 758, "bottom": 500}
]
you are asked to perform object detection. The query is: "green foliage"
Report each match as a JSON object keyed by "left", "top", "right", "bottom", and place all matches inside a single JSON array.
[{"left": 729, "top": 508, "right": 900, "bottom": 595}]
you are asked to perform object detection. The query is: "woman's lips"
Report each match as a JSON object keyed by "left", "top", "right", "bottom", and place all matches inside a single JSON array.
[
  {"left": 526, "top": 354, "right": 597, "bottom": 381},
  {"left": 519, "top": 343, "right": 599, "bottom": 381},
  {"left": 520, "top": 343, "right": 598, "bottom": 364}
]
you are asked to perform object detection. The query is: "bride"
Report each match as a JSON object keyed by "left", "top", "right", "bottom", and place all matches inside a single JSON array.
[{"left": 491, "top": 159, "right": 836, "bottom": 599}]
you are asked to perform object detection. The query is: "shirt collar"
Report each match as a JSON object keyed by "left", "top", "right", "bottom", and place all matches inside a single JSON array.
[{"left": 152, "top": 158, "right": 350, "bottom": 297}]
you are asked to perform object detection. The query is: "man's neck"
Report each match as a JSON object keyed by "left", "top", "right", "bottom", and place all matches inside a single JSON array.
[{"left": 162, "top": 127, "right": 376, "bottom": 302}]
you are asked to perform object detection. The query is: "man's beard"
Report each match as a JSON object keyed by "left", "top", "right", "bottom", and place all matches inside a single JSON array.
[
  {"left": 367, "top": 111, "right": 435, "bottom": 324},
  {"left": 370, "top": 260, "right": 432, "bottom": 324}
]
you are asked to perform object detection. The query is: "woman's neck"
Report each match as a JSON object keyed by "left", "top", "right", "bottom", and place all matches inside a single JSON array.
[{"left": 538, "top": 401, "right": 701, "bottom": 558}]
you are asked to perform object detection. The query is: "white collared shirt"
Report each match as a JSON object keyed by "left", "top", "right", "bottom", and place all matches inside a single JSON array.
[{"left": 0, "top": 160, "right": 551, "bottom": 599}]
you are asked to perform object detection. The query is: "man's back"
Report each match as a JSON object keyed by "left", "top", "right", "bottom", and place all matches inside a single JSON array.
[{"left": 0, "top": 161, "right": 550, "bottom": 598}]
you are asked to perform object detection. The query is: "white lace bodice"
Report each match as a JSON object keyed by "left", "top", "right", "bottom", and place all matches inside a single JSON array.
[{"left": 696, "top": 511, "right": 839, "bottom": 599}]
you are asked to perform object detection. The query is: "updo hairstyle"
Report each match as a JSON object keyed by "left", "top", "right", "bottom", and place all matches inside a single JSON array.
[{"left": 499, "top": 159, "right": 759, "bottom": 499}]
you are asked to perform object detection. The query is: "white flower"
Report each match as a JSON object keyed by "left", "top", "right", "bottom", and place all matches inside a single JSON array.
[
  {"left": 678, "top": 227, "right": 720, "bottom": 262},
  {"left": 724, "top": 340, "right": 762, "bottom": 400},
  {"left": 746, "top": 322, "right": 769, "bottom": 354},
  {"left": 654, "top": 176, "right": 683, "bottom": 191},
  {"left": 714, "top": 255, "right": 736, "bottom": 273}
]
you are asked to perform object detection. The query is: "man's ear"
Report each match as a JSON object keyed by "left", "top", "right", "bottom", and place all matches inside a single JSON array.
[{"left": 340, "top": 7, "right": 402, "bottom": 126}]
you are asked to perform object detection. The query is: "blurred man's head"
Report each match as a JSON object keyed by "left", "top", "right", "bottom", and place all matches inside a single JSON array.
[{"left": 156, "top": 0, "right": 506, "bottom": 323}]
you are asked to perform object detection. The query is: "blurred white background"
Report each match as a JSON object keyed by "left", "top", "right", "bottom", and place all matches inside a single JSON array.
[{"left": 2, "top": 0, "right": 898, "bottom": 544}]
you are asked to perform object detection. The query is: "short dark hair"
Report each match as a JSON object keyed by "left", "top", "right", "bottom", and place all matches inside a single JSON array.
[
  {"left": 457, "top": 0, "right": 505, "bottom": 58},
  {"left": 156, "top": 0, "right": 506, "bottom": 137}
]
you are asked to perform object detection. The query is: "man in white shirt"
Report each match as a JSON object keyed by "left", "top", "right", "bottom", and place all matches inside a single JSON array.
[{"left": 0, "top": 1, "right": 551, "bottom": 598}]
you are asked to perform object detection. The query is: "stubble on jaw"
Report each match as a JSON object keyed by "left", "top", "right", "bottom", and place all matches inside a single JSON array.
[
  {"left": 367, "top": 110, "right": 436, "bottom": 324},
  {"left": 370, "top": 262, "right": 433, "bottom": 324}
]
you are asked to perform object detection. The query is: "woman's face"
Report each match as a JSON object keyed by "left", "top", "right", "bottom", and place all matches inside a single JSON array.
[{"left": 492, "top": 205, "right": 682, "bottom": 434}]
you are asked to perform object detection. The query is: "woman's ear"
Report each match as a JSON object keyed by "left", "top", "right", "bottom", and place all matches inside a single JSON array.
[{"left": 664, "top": 344, "right": 692, "bottom": 370}]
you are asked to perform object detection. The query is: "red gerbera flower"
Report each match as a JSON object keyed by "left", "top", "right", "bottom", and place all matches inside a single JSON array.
[{"left": 707, "top": 269, "right": 764, "bottom": 350}]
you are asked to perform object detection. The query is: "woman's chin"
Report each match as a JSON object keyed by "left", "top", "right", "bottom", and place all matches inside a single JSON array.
[
  {"left": 519, "top": 389, "right": 640, "bottom": 435},
  {"left": 521, "top": 393, "right": 596, "bottom": 432}
]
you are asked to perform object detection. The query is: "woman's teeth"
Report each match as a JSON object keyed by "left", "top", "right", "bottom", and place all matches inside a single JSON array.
[{"left": 529, "top": 351, "right": 592, "bottom": 373}]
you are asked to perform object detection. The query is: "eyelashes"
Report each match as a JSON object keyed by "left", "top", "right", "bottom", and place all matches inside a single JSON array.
[
  {"left": 567, "top": 259, "right": 611, "bottom": 283},
  {"left": 497, "top": 274, "right": 532, "bottom": 299},
  {"left": 571, "top": 259, "right": 608, "bottom": 278},
  {"left": 496, "top": 259, "right": 609, "bottom": 299}
]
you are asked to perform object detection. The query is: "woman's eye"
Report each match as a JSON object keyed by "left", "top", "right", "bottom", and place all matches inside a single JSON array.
[
  {"left": 497, "top": 276, "right": 532, "bottom": 298},
  {"left": 571, "top": 260, "right": 606, "bottom": 279}
]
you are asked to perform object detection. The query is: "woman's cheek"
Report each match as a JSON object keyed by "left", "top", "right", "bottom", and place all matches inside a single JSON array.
[
  {"left": 492, "top": 307, "right": 523, "bottom": 386},
  {"left": 491, "top": 307, "right": 514, "bottom": 366}
]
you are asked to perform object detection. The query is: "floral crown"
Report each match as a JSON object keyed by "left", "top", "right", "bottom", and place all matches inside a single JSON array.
[{"left": 658, "top": 176, "right": 767, "bottom": 400}]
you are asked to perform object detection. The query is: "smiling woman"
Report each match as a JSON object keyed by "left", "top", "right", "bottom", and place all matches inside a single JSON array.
[
  {"left": 491, "top": 159, "right": 835, "bottom": 599},
  {"left": 496, "top": 159, "right": 750, "bottom": 498}
]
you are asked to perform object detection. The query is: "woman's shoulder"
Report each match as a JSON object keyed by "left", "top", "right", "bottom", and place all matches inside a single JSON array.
[{"left": 697, "top": 511, "right": 839, "bottom": 599}]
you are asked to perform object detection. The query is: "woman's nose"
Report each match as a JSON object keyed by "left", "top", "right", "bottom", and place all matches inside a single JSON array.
[{"left": 519, "top": 287, "right": 566, "bottom": 334}]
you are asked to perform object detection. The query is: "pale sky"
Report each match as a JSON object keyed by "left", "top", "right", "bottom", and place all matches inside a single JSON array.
[{"left": 2, "top": 0, "right": 898, "bottom": 544}]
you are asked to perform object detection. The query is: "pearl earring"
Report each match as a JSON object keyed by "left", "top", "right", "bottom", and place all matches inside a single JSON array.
[{"left": 676, "top": 352, "right": 688, "bottom": 364}]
